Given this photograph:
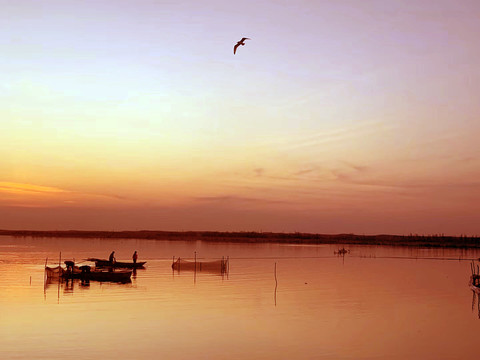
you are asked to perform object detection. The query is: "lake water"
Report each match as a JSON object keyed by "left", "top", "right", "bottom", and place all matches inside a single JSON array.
[{"left": 1, "top": 235, "right": 480, "bottom": 359}]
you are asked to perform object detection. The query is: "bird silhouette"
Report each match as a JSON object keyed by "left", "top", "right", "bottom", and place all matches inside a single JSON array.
[{"left": 234, "top": 37, "right": 250, "bottom": 55}]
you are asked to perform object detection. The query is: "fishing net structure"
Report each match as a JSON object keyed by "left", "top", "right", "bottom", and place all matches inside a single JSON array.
[
  {"left": 45, "top": 266, "right": 65, "bottom": 278},
  {"left": 171, "top": 257, "right": 229, "bottom": 274}
]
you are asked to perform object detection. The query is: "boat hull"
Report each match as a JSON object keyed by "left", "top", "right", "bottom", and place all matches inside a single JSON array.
[
  {"left": 46, "top": 266, "right": 132, "bottom": 283},
  {"left": 86, "top": 258, "right": 146, "bottom": 268}
]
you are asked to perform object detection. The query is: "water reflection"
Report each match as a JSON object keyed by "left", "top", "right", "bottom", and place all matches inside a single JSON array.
[
  {"left": 44, "top": 277, "right": 85, "bottom": 294},
  {"left": 43, "top": 274, "right": 134, "bottom": 301},
  {"left": 471, "top": 289, "right": 480, "bottom": 319},
  {"left": 5, "top": 236, "right": 480, "bottom": 360}
]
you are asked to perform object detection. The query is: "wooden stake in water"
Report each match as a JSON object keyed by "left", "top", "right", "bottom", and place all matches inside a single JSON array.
[
  {"left": 194, "top": 251, "right": 197, "bottom": 285},
  {"left": 274, "top": 262, "right": 278, "bottom": 306},
  {"left": 44, "top": 257, "right": 48, "bottom": 295},
  {"left": 274, "top": 262, "right": 278, "bottom": 285}
]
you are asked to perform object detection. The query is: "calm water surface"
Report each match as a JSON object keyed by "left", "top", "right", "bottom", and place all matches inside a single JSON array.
[{"left": 1, "top": 235, "right": 480, "bottom": 359}]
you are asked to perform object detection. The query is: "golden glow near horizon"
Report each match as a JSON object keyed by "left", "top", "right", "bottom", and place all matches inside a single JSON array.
[{"left": 2, "top": 1, "right": 480, "bottom": 233}]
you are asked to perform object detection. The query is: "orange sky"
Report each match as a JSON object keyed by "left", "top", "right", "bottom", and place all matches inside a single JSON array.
[{"left": 1, "top": 1, "right": 480, "bottom": 234}]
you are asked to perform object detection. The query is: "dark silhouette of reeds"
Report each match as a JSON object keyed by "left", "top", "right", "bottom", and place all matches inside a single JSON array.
[{"left": 1, "top": 229, "right": 480, "bottom": 248}]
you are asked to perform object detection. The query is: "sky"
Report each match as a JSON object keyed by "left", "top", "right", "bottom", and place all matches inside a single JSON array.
[{"left": 1, "top": 0, "right": 480, "bottom": 235}]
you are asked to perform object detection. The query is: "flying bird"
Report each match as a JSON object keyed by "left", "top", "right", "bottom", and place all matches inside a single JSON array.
[{"left": 234, "top": 37, "right": 250, "bottom": 55}]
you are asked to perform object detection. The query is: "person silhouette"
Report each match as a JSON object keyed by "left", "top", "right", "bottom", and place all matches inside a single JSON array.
[
  {"left": 109, "top": 251, "right": 116, "bottom": 264},
  {"left": 132, "top": 251, "right": 138, "bottom": 265}
]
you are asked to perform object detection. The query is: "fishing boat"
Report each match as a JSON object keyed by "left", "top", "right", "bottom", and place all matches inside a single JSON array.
[
  {"left": 45, "top": 265, "right": 132, "bottom": 283},
  {"left": 172, "top": 257, "right": 229, "bottom": 274},
  {"left": 85, "top": 258, "right": 146, "bottom": 268}
]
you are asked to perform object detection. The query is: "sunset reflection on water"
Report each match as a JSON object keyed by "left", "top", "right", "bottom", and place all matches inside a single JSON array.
[{"left": 1, "top": 236, "right": 480, "bottom": 359}]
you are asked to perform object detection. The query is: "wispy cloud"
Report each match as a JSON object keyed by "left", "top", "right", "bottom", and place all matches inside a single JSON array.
[
  {"left": 193, "top": 195, "right": 287, "bottom": 205},
  {"left": 331, "top": 161, "right": 480, "bottom": 190},
  {"left": 340, "top": 161, "right": 369, "bottom": 173},
  {"left": 337, "top": 177, "right": 480, "bottom": 190},
  {"left": 0, "top": 182, "right": 69, "bottom": 195},
  {"left": 281, "top": 121, "right": 394, "bottom": 151},
  {"left": 0, "top": 182, "right": 127, "bottom": 203},
  {"left": 253, "top": 168, "right": 264, "bottom": 177},
  {"left": 294, "top": 168, "right": 316, "bottom": 176}
]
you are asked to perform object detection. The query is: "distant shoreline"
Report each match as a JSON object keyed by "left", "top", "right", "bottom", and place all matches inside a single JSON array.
[{"left": 1, "top": 229, "right": 480, "bottom": 248}]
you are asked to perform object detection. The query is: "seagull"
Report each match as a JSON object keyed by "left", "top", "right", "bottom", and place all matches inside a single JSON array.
[{"left": 234, "top": 37, "right": 250, "bottom": 55}]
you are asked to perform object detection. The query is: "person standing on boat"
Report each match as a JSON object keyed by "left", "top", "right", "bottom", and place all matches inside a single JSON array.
[
  {"left": 109, "top": 251, "right": 116, "bottom": 264},
  {"left": 132, "top": 251, "right": 138, "bottom": 265}
]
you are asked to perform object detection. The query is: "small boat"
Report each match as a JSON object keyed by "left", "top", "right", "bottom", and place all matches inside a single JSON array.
[
  {"left": 45, "top": 265, "right": 132, "bottom": 283},
  {"left": 172, "top": 257, "right": 229, "bottom": 274},
  {"left": 85, "top": 258, "right": 146, "bottom": 268},
  {"left": 334, "top": 248, "right": 350, "bottom": 255}
]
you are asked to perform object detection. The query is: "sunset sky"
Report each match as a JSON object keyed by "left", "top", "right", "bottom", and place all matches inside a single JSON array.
[{"left": 1, "top": 0, "right": 480, "bottom": 234}]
